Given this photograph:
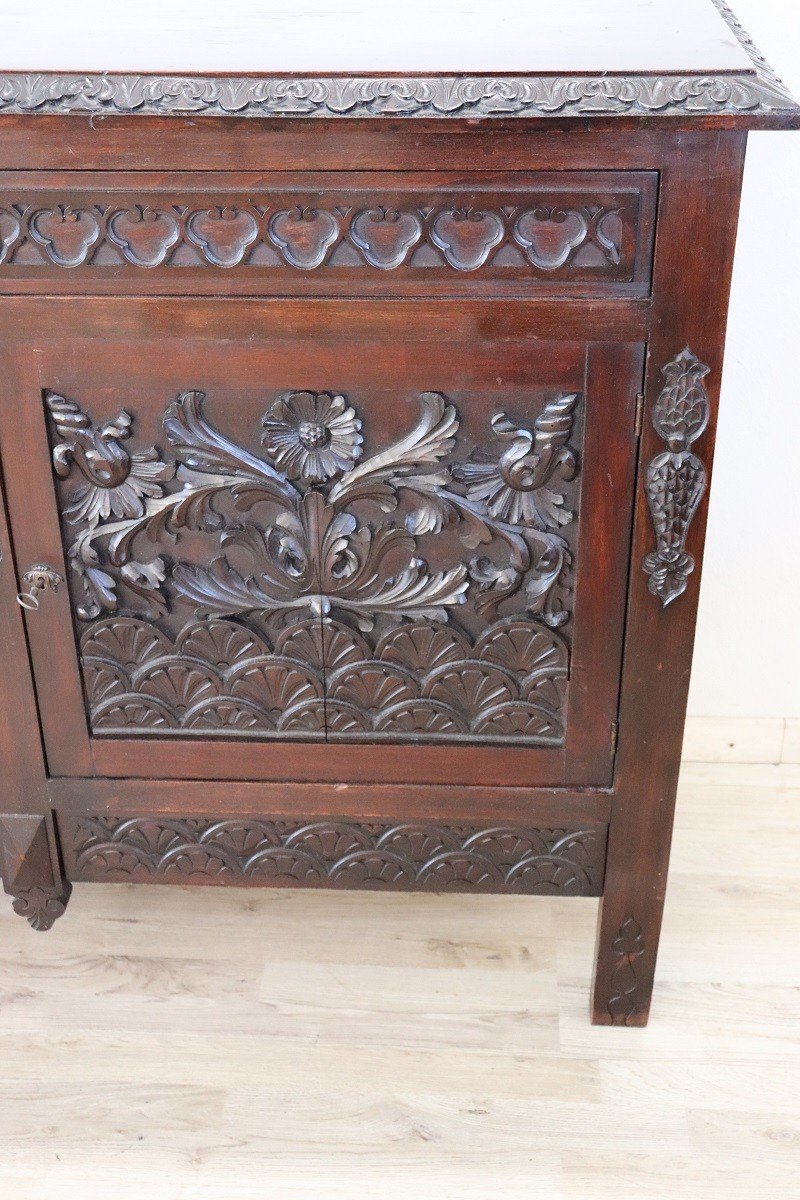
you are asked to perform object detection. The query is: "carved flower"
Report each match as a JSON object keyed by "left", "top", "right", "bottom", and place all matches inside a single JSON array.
[{"left": 261, "top": 391, "right": 363, "bottom": 484}]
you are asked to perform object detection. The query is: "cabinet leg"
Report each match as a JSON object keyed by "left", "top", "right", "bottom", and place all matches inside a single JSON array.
[
  {"left": 0, "top": 814, "right": 71, "bottom": 930},
  {"left": 591, "top": 897, "right": 654, "bottom": 1026}
]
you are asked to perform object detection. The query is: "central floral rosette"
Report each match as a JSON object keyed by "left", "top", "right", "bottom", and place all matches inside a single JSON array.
[{"left": 261, "top": 390, "right": 363, "bottom": 484}]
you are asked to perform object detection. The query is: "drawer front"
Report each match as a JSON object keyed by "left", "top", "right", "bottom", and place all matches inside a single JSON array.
[
  {"left": 0, "top": 170, "right": 657, "bottom": 297},
  {"left": 1, "top": 298, "right": 642, "bottom": 789}
]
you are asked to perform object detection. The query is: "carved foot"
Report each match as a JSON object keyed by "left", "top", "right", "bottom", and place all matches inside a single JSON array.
[
  {"left": 1, "top": 814, "right": 71, "bottom": 931},
  {"left": 10, "top": 882, "right": 72, "bottom": 930}
]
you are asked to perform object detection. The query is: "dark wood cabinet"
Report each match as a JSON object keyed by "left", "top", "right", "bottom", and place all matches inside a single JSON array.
[{"left": 0, "top": 0, "right": 797, "bottom": 1023}]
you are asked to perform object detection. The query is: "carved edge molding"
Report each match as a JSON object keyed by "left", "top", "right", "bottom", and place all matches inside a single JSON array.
[
  {"left": 0, "top": 4, "right": 794, "bottom": 121},
  {"left": 643, "top": 348, "right": 710, "bottom": 607},
  {"left": 0, "top": 72, "right": 791, "bottom": 121},
  {"left": 64, "top": 815, "right": 607, "bottom": 896},
  {"left": 607, "top": 916, "right": 646, "bottom": 1025}
]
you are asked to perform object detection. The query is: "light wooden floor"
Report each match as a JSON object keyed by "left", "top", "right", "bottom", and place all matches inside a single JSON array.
[{"left": 1, "top": 761, "right": 798, "bottom": 1199}]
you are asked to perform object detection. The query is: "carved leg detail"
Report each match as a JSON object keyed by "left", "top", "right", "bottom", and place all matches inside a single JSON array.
[
  {"left": 603, "top": 916, "right": 648, "bottom": 1026},
  {"left": 0, "top": 814, "right": 71, "bottom": 930},
  {"left": 592, "top": 885, "right": 665, "bottom": 1027},
  {"left": 11, "top": 882, "right": 72, "bottom": 931}
]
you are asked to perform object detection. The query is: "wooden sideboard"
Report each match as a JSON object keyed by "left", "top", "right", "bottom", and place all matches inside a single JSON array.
[{"left": 0, "top": 0, "right": 797, "bottom": 1024}]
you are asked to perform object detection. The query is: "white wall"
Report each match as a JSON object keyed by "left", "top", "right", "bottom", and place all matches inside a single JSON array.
[{"left": 687, "top": 0, "right": 800, "bottom": 718}]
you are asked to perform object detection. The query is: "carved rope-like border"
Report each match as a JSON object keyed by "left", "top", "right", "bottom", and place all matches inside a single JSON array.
[{"left": 0, "top": 2, "right": 795, "bottom": 120}]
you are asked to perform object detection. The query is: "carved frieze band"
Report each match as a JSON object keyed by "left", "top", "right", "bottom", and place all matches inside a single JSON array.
[
  {"left": 0, "top": 200, "right": 627, "bottom": 274},
  {"left": 65, "top": 815, "right": 606, "bottom": 896},
  {"left": 643, "top": 349, "right": 710, "bottom": 607}
]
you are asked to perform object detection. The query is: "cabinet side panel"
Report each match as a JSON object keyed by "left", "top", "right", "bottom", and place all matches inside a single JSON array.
[{"left": 592, "top": 131, "right": 748, "bottom": 1025}]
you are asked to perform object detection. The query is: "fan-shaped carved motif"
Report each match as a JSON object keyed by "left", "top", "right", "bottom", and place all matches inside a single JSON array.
[
  {"left": 182, "top": 696, "right": 275, "bottom": 731},
  {"left": 323, "top": 700, "right": 373, "bottom": 735},
  {"left": 176, "top": 620, "right": 268, "bottom": 669},
  {"left": 228, "top": 657, "right": 323, "bottom": 711},
  {"left": 423, "top": 662, "right": 518, "bottom": 718},
  {"left": 472, "top": 702, "right": 562, "bottom": 739},
  {"left": 475, "top": 618, "right": 568, "bottom": 675},
  {"left": 136, "top": 659, "right": 221, "bottom": 711},
  {"left": 327, "top": 663, "right": 419, "bottom": 712},
  {"left": 82, "top": 617, "right": 171, "bottom": 670},
  {"left": 81, "top": 614, "right": 568, "bottom": 743},
  {"left": 68, "top": 814, "right": 606, "bottom": 896},
  {"left": 374, "top": 623, "right": 469, "bottom": 672},
  {"left": 372, "top": 699, "right": 466, "bottom": 735},
  {"left": 91, "top": 696, "right": 177, "bottom": 730}
]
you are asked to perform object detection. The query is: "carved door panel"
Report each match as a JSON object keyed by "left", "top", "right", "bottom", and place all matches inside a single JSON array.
[{"left": 1, "top": 303, "right": 642, "bottom": 787}]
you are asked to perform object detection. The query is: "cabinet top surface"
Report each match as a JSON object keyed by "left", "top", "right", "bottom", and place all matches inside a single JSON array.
[
  {"left": 0, "top": 0, "right": 756, "bottom": 74},
  {"left": 0, "top": 0, "right": 797, "bottom": 128}
]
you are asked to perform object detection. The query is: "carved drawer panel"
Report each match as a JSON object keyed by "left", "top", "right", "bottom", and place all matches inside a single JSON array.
[
  {"left": 5, "top": 304, "right": 641, "bottom": 787},
  {"left": 0, "top": 170, "right": 657, "bottom": 297}
]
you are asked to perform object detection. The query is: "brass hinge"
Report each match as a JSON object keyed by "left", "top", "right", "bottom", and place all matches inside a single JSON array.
[
  {"left": 610, "top": 718, "right": 620, "bottom": 755},
  {"left": 634, "top": 392, "right": 645, "bottom": 438}
]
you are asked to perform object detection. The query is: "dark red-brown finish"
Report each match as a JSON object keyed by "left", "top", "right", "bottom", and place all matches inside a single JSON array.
[{"left": 0, "top": 109, "right": 783, "bottom": 1023}]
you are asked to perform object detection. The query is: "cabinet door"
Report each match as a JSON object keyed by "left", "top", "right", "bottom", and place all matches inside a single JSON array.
[{"left": 1, "top": 300, "right": 642, "bottom": 787}]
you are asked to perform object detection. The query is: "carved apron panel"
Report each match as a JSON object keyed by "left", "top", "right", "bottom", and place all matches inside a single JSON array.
[{"left": 46, "top": 377, "right": 581, "bottom": 745}]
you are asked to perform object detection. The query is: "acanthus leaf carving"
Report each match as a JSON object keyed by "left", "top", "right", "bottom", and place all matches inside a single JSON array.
[
  {"left": 643, "top": 348, "right": 710, "bottom": 607},
  {"left": 0, "top": 72, "right": 771, "bottom": 120},
  {"left": 50, "top": 385, "right": 578, "bottom": 636}
]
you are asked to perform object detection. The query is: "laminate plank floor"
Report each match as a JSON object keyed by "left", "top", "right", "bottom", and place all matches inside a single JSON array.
[{"left": 1, "top": 761, "right": 798, "bottom": 1198}]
